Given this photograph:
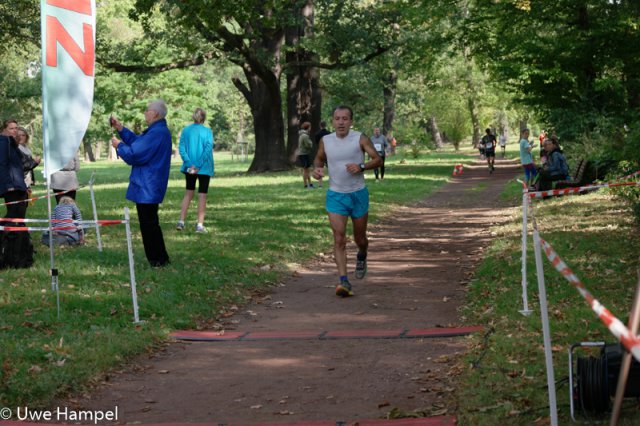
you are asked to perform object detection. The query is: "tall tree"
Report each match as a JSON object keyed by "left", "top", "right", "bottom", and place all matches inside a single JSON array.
[
  {"left": 466, "top": 0, "right": 640, "bottom": 142},
  {"left": 285, "top": 0, "right": 321, "bottom": 158},
  {"left": 121, "top": 0, "right": 393, "bottom": 171}
]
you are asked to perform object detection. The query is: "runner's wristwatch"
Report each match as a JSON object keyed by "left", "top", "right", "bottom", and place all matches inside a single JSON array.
[{"left": 359, "top": 163, "right": 366, "bottom": 172}]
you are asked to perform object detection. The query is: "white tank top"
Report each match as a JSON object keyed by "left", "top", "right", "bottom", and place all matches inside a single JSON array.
[{"left": 323, "top": 131, "right": 365, "bottom": 193}]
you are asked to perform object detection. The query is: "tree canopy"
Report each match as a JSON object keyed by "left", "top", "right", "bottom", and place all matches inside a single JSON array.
[{"left": 1, "top": 0, "right": 639, "bottom": 168}]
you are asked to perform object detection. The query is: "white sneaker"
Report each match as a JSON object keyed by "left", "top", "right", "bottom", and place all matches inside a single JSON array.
[{"left": 196, "top": 225, "right": 208, "bottom": 233}]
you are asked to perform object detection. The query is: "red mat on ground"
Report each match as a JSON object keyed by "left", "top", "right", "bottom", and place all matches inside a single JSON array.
[
  {"left": 170, "top": 327, "right": 481, "bottom": 342},
  {"left": 1, "top": 417, "right": 456, "bottom": 426}
]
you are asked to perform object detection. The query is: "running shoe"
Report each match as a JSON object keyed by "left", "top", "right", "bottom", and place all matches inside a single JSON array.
[
  {"left": 176, "top": 221, "right": 185, "bottom": 231},
  {"left": 196, "top": 225, "right": 208, "bottom": 233},
  {"left": 335, "top": 280, "right": 354, "bottom": 297},
  {"left": 355, "top": 258, "right": 367, "bottom": 279}
]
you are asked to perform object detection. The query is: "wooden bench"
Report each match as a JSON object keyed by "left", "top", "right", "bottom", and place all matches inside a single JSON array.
[{"left": 555, "top": 158, "right": 587, "bottom": 189}]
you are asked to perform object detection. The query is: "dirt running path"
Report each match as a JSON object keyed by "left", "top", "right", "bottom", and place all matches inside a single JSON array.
[{"left": 77, "top": 159, "right": 521, "bottom": 424}]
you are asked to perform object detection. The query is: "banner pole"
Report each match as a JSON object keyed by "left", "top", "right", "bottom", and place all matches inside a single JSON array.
[
  {"left": 89, "top": 171, "right": 102, "bottom": 251},
  {"left": 46, "top": 173, "right": 60, "bottom": 320},
  {"left": 124, "top": 207, "right": 140, "bottom": 323},
  {"left": 610, "top": 270, "right": 640, "bottom": 425},
  {"left": 520, "top": 193, "right": 532, "bottom": 316},
  {"left": 533, "top": 230, "right": 558, "bottom": 426}
]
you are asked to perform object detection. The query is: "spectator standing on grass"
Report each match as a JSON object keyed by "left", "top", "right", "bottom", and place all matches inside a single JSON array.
[
  {"left": 51, "top": 153, "right": 80, "bottom": 203},
  {"left": 314, "top": 121, "right": 330, "bottom": 188},
  {"left": 499, "top": 133, "right": 507, "bottom": 158},
  {"left": 110, "top": 100, "right": 172, "bottom": 267},
  {"left": 388, "top": 132, "right": 397, "bottom": 156},
  {"left": 0, "top": 118, "right": 34, "bottom": 269},
  {"left": 519, "top": 128, "right": 537, "bottom": 187},
  {"left": 539, "top": 129, "right": 546, "bottom": 150},
  {"left": 298, "top": 122, "right": 314, "bottom": 189},
  {"left": 370, "top": 127, "right": 389, "bottom": 181},
  {"left": 176, "top": 108, "right": 214, "bottom": 233},
  {"left": 312, "top": 106, "right": 381, "bottom": 298},
  {"left": 16, "top": 127, "right": 41, "bottom": 190}
]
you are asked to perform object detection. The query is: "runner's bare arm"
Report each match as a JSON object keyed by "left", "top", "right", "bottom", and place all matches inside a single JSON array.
[
  {"left": 313, "top": 139, "right": 327, "bottom": 180},
  {"left": 360, "top": 134, "right": 382, "bottom": 169},
  {"left": 345, "top": 134, "right": 381, "bottom": 174}
]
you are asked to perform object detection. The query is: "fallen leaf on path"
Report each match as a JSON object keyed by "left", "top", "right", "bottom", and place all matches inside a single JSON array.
[
  {"left": 275, "top": 410, "right": 294, "bottom": 415},
  {"left": 250, "top": 405, "right": 262, "bottom": 409},
  {"left": 157, "top": 369, "right": 170, "bottom": 374}
]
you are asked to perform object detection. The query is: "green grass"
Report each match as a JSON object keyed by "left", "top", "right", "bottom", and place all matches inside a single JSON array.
[
  {"left": 0, "top": 147, "right": 473, "bottom": 408},
  {"left": 457, "top": 188, "right": 640, "bottom": 424}
]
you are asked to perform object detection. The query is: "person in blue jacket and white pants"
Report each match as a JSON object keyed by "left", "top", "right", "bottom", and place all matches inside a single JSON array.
[
  {"left": 110, "top": 100, "right": 172, "bottom": 267},
  {"left": 176, "top": 108, "right": 214, "bottom": 233}
]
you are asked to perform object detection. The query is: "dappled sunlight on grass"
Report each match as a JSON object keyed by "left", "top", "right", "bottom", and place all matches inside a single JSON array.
[
  {"left": 458, "top": 186, "right": 640, "bottom": 424},
  {"left": 2, "top": 151, "right": 474, "bottom": 408}
]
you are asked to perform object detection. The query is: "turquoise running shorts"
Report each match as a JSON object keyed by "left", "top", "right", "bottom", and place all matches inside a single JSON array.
[{"left": 326, "top": 187, "right": 369, "bottom": 219}]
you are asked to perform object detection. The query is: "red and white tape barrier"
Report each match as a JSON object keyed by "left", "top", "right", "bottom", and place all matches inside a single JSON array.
[
  {"left": 527, "top": 181, "right": 640, "bottom": 199},
  {"left": 2, "top": 187, "right": 84, "bottom": 206},
  {"left": 539, "top": 236, "right": 640, "bottom": 361},
  {"left": 0, "top": 219, "right": 126, "bottom": 232},
  {"left": 452, "top": 164, "right": 464, "bottom": 176},
  {"left": 616, "top": 170, "right": 640, "bottom": 181}
]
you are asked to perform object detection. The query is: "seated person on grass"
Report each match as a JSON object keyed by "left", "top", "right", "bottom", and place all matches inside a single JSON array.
[
  {"left": 537, "top": 139, "right": 570, "bottom": 191},
  {"left": 42, "top": 196, "right": 84, "bottom": 246}
]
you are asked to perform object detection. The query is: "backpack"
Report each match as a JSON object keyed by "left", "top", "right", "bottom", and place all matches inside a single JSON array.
[{"left": 0, "top": 226, "right": 34, "bottom": 270}]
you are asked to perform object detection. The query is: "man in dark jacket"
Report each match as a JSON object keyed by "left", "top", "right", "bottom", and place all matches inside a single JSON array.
[{"left": 111, "top": 100, "right": 172, "bottom": 267}]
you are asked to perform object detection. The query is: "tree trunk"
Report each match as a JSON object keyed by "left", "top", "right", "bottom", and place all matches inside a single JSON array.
[
  {"left": 428, "top": 116, "right": 444, "bottom": 149},
  {"left": 95, "top": 140, "right": 103, "bottom": 160},
  {"left": 285, "top": 0, "right": 321, "bottom": 160},
  {"left": 83, "top": 140, "right": 95, "bottom": 162},
  {"left": 382, "top": 70, "right": 397, "bottom": 136},
  {"left": 467, "top": 96, "right": 481, "bottom": 147},
  {"left": 236, "top": 70, "right": 288, "bottom": 172},
  {"left": 519, "top": 119, "right": 528, "bottom": 132}
]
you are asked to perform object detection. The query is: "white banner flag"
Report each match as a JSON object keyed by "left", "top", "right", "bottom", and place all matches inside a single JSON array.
[{"left": 41, "top": 0, "right": 96, "bottom": 176}]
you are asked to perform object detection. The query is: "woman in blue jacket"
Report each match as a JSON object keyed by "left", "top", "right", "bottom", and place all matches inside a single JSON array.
[
  {"left": 176, "top": 108, "right": 214, "bottom": 233},
  {"left": 110, "top": 100, "right": 173, "bottom": 267}
]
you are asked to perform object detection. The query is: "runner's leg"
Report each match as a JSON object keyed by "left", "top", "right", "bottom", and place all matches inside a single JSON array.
[{"left": 328, "top": 213, "right": 349, "bottom": 276}]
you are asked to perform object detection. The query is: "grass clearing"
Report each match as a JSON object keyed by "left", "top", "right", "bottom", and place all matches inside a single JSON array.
[
  {"left": 0, "top": 147, "right": 472, "bottom": 408},
  {"left": 457, "top": 186, "right": 640, "bottom": 424}
]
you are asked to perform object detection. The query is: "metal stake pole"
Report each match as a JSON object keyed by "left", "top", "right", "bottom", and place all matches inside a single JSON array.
[
  {"left": 89, "top": 172, "right": 102, "bottom": 251},
  {"left": 520, "top": 193, "right": 532, "bottom": 316},
  {"left": 124, "top": 207, "right": 140, "bottom": 323},
  {"left": 610, "top": 271, "right": 640, "bottom": 425},
  {"left": 533, "top": 230, "right": 558, "bottom": 426}
]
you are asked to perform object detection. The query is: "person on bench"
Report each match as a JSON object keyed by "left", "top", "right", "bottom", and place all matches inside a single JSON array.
[{"left": 538, "top": 138, "right": 570, "bottom": 191}]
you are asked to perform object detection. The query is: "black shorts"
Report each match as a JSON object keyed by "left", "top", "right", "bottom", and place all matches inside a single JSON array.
[
  {"left": 485, "top": 150, "right": 495, "bottom": 158},
  {"left": 297, "top": 154, "right": 311, "bottom": 168},
  {"left": 184, "top": 173, "right": 211, "bottom": 194}
]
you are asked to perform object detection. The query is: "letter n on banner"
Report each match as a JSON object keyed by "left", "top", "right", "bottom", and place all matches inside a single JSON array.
[{"left": 41, "top": 0, "right": 96, "bottom": 176}]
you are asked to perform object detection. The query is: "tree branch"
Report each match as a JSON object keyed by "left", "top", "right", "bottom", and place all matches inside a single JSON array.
[
  {"left": 282, "top": 44, "right": 390, "bottom": 70},
  {"left": 100, "top": 51, "right": 220, "bottom": 73},
  {"left": 232, "top": 76, "right": 252, "bottom": 105}
]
